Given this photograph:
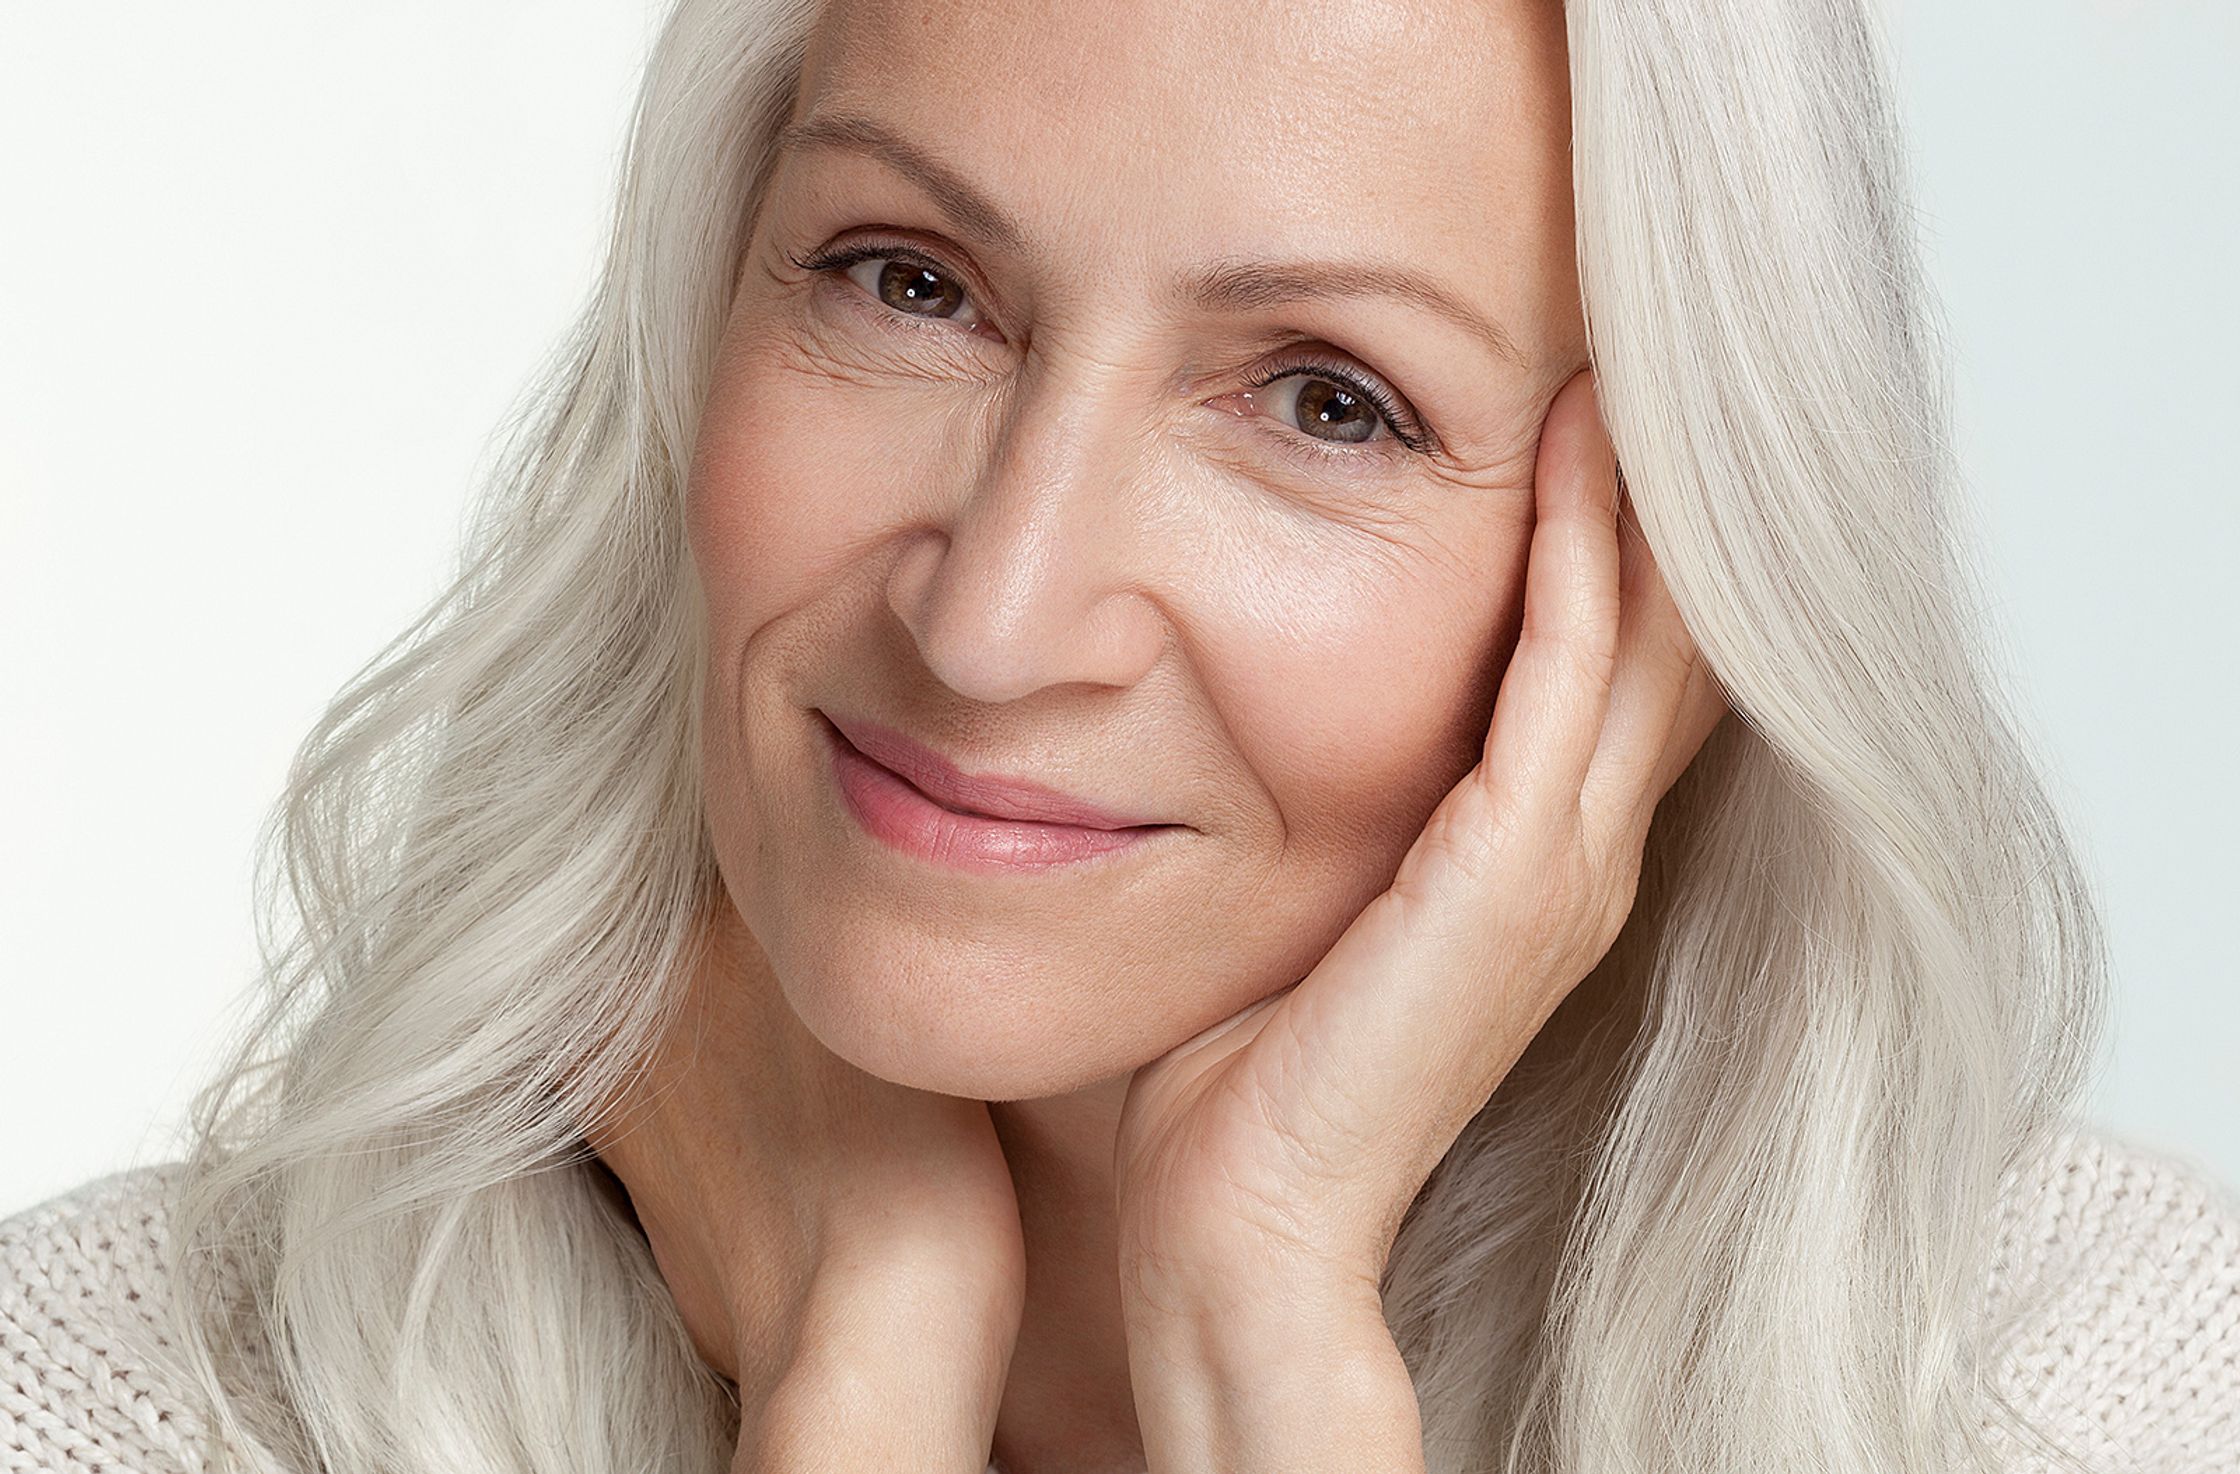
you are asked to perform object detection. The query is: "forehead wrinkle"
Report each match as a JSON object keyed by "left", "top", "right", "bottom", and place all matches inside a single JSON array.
[{"left": 772, "top": 109, "right": 1527, "bottom": 371}]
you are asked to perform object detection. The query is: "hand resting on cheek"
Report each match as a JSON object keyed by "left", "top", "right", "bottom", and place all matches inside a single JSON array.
[{"left": 1104, "top": 365, "right": 1730, "bottom": 1470}]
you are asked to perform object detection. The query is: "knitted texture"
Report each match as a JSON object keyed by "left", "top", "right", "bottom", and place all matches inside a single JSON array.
[
  {"left": 1977, "top": 1128, "right": 2240, "bottom": 1471},
  {"left": 4, "top": 1124, "right": 2236, "bottom": 1473}
]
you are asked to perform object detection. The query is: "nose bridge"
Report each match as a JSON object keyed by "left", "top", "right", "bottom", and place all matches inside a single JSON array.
[{"left": 888, "top": 346, "right": 1176, "bottom": 706}]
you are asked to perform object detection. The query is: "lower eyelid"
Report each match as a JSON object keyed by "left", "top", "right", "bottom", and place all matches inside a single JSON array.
[
  {"left": 1265, "top": 425, "right": 1415, "bottom": 476},
  {"left": 1219, "top": 403, "right": 1418, "bottom": 481},
  {"left": 822, "top": 268, "right": 958, "bottom": 337}
]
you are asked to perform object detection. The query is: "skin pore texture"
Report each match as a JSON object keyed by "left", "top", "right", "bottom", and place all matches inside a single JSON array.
[{"left": 589, "top": 0, "right": 1633, "bottom": 1469}]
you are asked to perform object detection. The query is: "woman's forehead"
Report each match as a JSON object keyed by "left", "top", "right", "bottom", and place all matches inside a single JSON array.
[
  {"left": 789, "top": 0, "right": 1574, "bottom": 345},
  {"left": 819, "top": 0, "right": 1559, "bottom": 119},
  {"left": 796, "top": 0, "right": 1569, "bottom": 202}
]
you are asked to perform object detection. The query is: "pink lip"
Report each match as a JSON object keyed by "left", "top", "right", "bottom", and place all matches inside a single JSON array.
[
  {"left": 819, "top": 709, "right": 1167, "bottom": 829},
  {"left": 816, "top": 710, "right": 1177, "bottom": 871}
]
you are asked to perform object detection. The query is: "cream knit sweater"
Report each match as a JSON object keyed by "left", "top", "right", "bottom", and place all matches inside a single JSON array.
[{"left": 4, "top": 1124, "right": 2237, "bottom": 1473}]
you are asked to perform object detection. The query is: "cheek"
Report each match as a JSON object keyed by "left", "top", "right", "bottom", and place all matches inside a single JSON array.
[
  {"left": 1208, "top": 516, "right": 1531, "bottom": 886},
  {"left": 684, "top": 328, "right": 898, "bottom": 637}
]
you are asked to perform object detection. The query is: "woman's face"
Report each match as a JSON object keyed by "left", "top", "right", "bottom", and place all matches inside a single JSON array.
[{"left": 686, "top": 0, "right": 1584, "bottom": 1098}]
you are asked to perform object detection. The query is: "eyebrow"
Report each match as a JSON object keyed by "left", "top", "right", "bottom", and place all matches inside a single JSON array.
[{"left": 772, "top": 110, "right": 1528, "bottom": 370}]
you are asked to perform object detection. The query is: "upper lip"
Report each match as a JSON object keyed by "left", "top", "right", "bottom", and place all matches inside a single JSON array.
[{"left": 820, "top": 709, "right": 1171, "bottom": 830}]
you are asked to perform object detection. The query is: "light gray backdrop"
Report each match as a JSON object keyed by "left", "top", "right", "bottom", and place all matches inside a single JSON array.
[{"left": 4, "top": 0, "right": 2233, "bottom": 1216}]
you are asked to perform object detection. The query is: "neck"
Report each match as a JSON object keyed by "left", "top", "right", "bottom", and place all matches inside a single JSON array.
[
  {"left": 590, "top": 904, "right": 1148, "bottom": 1473},
  {"left": 987, "top": 1076, "right": 1146, "bottom": 1473}
]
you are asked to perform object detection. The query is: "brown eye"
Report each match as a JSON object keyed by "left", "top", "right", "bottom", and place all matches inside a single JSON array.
[
  {"left": 787, "top": 241, "right": 990, "bottom": 333},
  {"left": 868, "top": 259, "right": 967, "bottom": 318},
  {"left": 1239, "top": 355, "right": 1436, "bottom": 457},
  {"left": 1285, "top": 377, "right": 1383, "bottom": 445}
]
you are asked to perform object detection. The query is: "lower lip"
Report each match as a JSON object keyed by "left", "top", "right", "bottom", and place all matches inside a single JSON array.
[{"left": 817, "top": 712, "right": 1171, "bottom": 871}]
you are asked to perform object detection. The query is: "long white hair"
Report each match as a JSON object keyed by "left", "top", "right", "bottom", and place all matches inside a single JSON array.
[{"left": 155, "top": 0, "right": 2109, "bottom": 1469}]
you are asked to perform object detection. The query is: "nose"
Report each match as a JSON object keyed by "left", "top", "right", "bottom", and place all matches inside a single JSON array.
[{"left": 884, "top": 356, "right": 1175, "bottom": 706}]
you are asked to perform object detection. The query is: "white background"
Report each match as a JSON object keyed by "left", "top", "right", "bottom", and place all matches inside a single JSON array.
[{"left": 4, "top": 2, "right": 2234, "bottom": 1215}]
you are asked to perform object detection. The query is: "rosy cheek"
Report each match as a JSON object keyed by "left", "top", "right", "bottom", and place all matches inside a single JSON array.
[
  {"left": 1201, "top": 527, "right": 1526, "bottom": 867},
  {"left": 686, "top": 368, "right": 881, "bottom": 619}
]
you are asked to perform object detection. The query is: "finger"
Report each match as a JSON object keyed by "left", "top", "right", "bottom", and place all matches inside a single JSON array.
[
  {"left": 1579, "top": 482, "right": 1726, "bottom": 834},
  {"left": 1656, "top": 646, "right": 1730, "bottom": 812},
  {"left": 1479, "top": 368, "right": 1624, "bottom": 821}
]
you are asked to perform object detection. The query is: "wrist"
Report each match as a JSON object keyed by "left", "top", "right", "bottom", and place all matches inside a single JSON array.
[
  {"left": 1120, "top": 1260, "right": 1423, "bottom": 1474},
  {"left": 740, "top": 1254, "right": 1021, "bottom": 1473}
]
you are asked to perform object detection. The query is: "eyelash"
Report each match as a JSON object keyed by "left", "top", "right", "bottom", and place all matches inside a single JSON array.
[{"left": 782, "top": 238, "right": 1440, "bottom": 461}]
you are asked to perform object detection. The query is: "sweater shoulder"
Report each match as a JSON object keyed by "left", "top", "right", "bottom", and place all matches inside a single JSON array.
[
  {"left": 1980, "top": 1121, "right": 2240, "bottom": 1471},
  {"left": 1, "top": 1161, "right": 212, "bottom": 1474}
]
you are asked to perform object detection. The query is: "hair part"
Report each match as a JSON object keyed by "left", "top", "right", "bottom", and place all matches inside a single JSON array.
[{"left": 152, "top": 1, "right": 2107, "bottom": 1470}]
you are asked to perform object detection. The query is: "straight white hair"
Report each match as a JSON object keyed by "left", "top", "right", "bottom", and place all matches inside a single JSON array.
[{"left": 152, "top": 1, "right": 2109, "bottom": 1470}]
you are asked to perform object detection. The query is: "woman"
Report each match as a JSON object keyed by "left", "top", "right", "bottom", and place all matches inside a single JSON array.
[{"left": 5, "top": 0, "right": 2236, "bottom": 1470}]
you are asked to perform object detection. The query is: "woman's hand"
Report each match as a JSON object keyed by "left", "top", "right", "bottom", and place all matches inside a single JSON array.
[
  {"left": 737, "top": 1052, "right": 1025, "bottom": 1474},
  {"left": 1111, "top": 368, "right": 1729, "bottom": 1471},
  {"left": 586, "top": 899, "right": 1025, "bottom": 1474}
]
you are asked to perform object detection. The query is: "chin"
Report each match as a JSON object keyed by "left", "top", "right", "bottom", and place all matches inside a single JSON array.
[{"left": 769, "top": 936, "right": 1135, "bottom": 1100}]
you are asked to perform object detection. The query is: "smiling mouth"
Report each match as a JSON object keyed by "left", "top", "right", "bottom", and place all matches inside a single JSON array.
[
  {"left": 814, "top": 707, "right": 1177, "bottom": 831},
  {"left": 814, "top": 708, "right": 1183, "bottom": 870}
]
